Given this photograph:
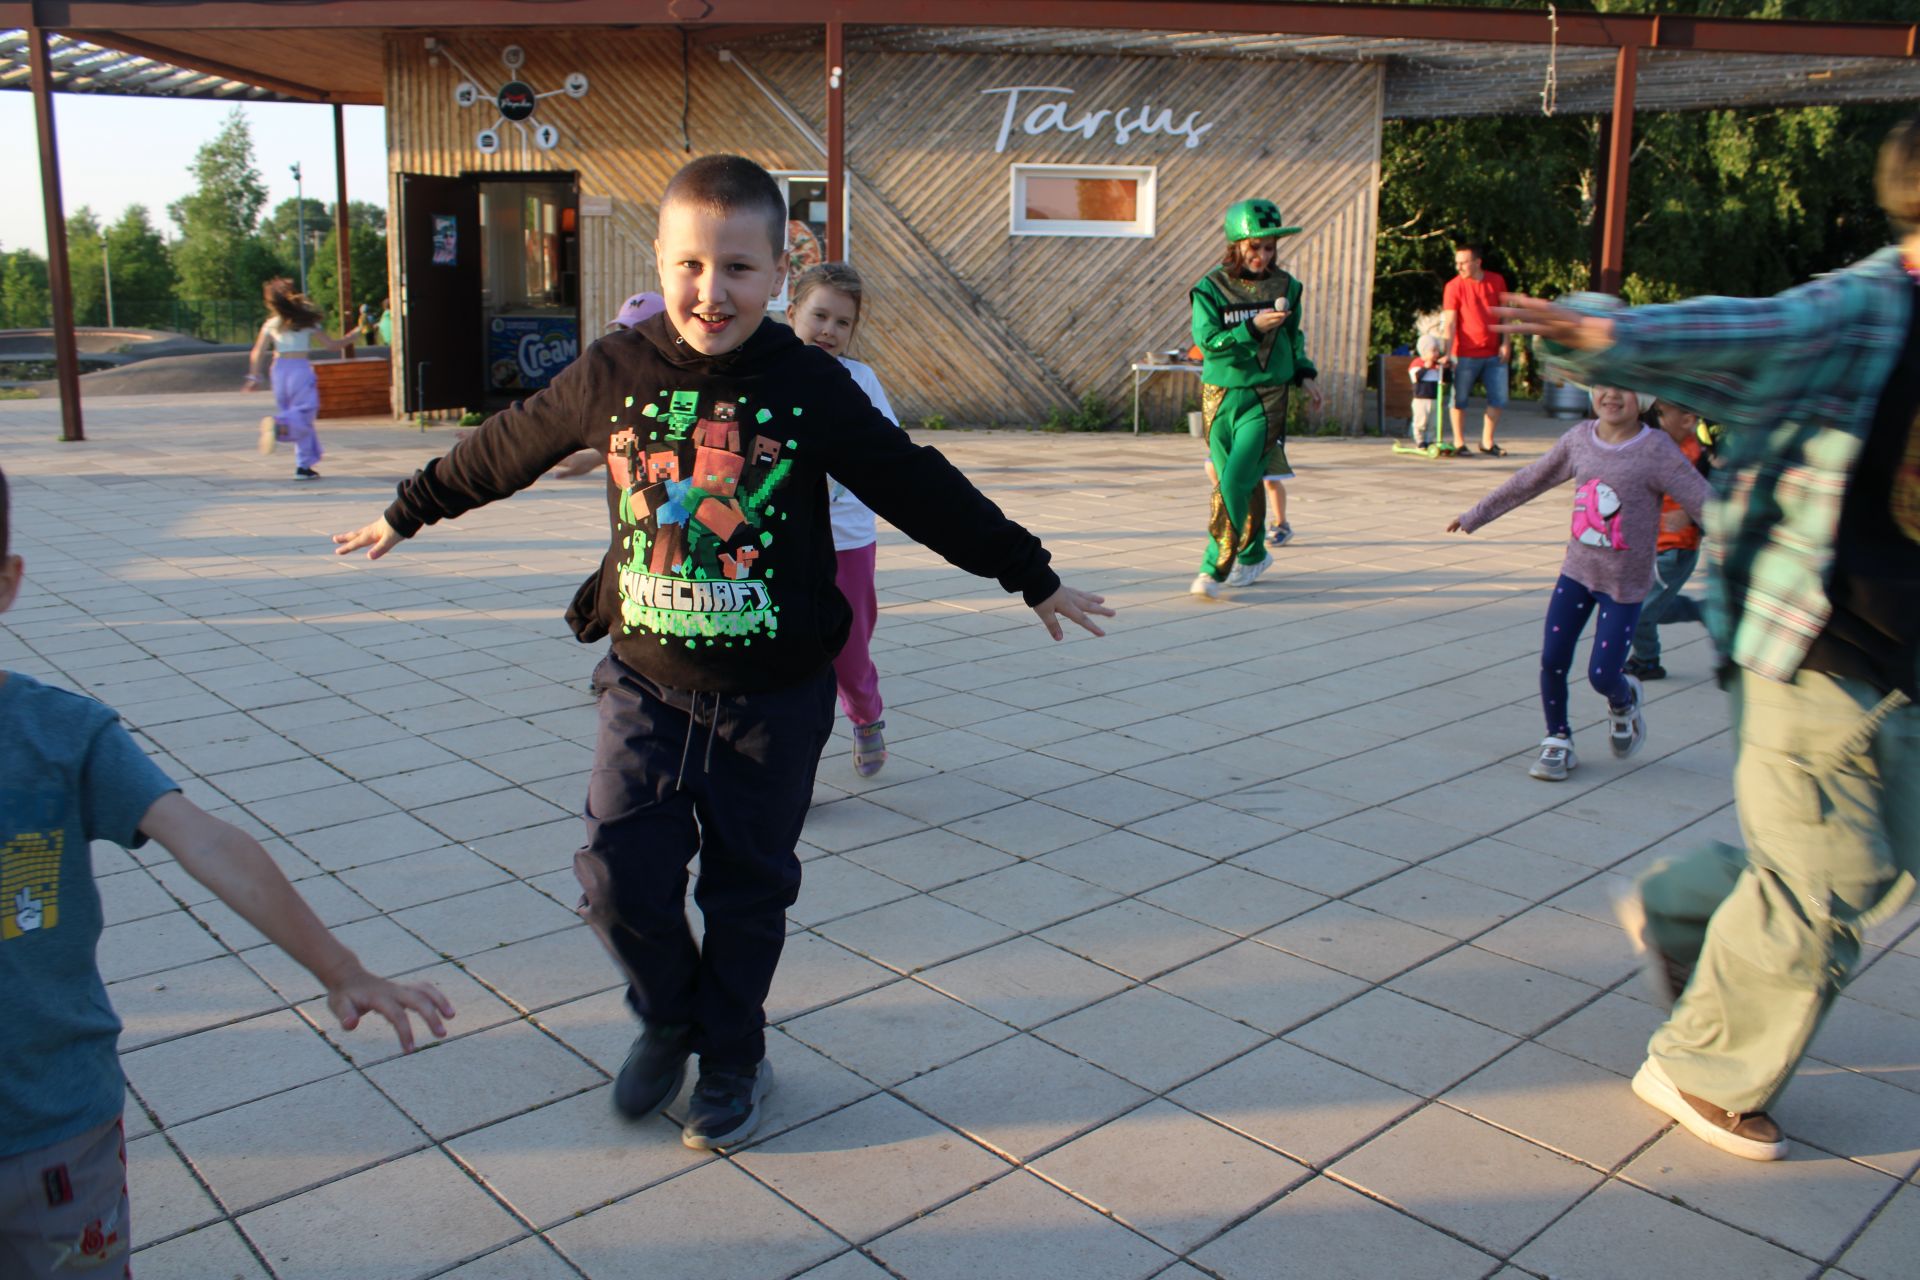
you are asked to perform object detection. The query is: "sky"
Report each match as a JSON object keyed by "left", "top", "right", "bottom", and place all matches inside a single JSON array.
[{"left": 0, "top": 94, "right": 388, "bottom": 256}]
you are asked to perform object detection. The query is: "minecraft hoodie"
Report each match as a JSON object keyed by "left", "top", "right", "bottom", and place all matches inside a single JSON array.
[{"left": 384, "top": 314, "right": 1059, "bottom": 694}]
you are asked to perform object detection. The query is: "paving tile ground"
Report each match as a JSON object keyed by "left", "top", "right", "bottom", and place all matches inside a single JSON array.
[{"left": 4, "top": 394, "right": 1917, "bottom": 1280}]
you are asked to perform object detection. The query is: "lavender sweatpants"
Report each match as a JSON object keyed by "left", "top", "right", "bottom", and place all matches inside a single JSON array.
[{"left": 271, "top": 357, "right": 323, "bottom": 470}]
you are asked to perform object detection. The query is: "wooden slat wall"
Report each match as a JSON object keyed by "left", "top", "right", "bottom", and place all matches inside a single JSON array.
[{"left": 383, "top": 31, "right": 1381, "bottom": 429}]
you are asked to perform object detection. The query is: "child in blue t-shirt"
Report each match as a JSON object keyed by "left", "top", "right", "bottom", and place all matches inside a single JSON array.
[{"left": 0, "top": 466, "right": 454, "bottom": 1278}]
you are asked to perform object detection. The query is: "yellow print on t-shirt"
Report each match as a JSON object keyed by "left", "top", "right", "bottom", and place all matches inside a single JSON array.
[{"left": 2, "top": 831, "right": 60, "bottom": 939}]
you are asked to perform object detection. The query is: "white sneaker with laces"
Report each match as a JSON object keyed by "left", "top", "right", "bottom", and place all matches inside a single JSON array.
[
  {"left": 1529, "top": 735, "right": 1576, "bottom": 781},
  {"left": 1225, "top": 552, "right": 1274, "bottom": 588},
  {"left": 1190, "top": 573, "right": 1224, "bottom": 600},
  {"left": 1609, "top": 674, "right": 1647, "bottom": 758}
]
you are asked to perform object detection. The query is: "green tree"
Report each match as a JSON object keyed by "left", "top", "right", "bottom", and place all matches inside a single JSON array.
[
  {"left": 258, "top": 195, "right": 333, "bottom": 286},
  {"left": 307, "top": 201, "right": 390, "bottom": 326},
  {"left": 1369, "top": 0, "right": 1917, "bottom": 374},
  {"left": 168, "top": 107, "right": 277, "bottom": 301},
  {"left": 0, "top": 249, "right": 51, "bottom": 329},
  {"left": 103, "top": 205, "right": 179, "bottom": 330},
  {"left": 63, "top": 206, "right": 107, "bottom": 326}
]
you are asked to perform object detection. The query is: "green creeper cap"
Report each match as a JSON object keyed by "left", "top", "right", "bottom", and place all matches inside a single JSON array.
[{"left": 1223, "top": 198, "right": 1302, "bottom": 242}]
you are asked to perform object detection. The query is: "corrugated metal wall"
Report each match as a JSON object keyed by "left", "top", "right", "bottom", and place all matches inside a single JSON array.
[{"left": 384, "top": 31, "right": 1382, "bottom": 429}]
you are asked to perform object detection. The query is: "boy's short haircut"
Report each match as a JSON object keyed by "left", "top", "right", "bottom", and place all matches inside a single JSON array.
[
  {"left": 662, "top": 155, "right": 788, "bottom": 256},
  {"left": 1, "top": 463, "right": 9, "bottom": 561},
  {"left": 1877, "top": 113, "right": 1920, "bottom": 234}
]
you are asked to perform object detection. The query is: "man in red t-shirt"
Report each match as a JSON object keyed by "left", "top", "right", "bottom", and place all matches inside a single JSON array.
[{"left": 1442, "top": 241, "right": 1511, "bottom": 456}]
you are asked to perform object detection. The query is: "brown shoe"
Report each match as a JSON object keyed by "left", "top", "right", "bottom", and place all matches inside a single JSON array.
[
  {"left": 1632, "top": 1058, "right": 1787, "bottom": 1161},
  {"left": 1613, "top": 891, "right": 1693, "bottom": 1008}
]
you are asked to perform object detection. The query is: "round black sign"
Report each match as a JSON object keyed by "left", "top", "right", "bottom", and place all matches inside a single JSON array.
[{"left": 497, "top": 80, "right": 537, "bottom": 122}]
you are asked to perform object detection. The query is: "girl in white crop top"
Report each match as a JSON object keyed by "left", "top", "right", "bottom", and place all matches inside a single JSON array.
[{"left": 245, "top": 278, "right": 362, "bottom": 480}]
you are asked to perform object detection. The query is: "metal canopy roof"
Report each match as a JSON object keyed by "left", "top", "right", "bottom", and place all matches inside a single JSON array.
[
  {"left": 0, "top": 29, "right": 299, "bottom": 101},
  {"left": 741, "top": 26, "right": 1920, "bottom": 119}
]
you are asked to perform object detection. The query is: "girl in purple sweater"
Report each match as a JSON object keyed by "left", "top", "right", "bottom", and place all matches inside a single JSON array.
[{"left": 1448, "top": 385, "right": 1711, "bottom": 780}]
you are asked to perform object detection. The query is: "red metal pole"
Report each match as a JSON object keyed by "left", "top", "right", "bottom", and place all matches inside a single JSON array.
[
  {"left": 1598, "top": 43, "right": 1638, "bottom": 295},
  {"left": 333, "top": 103, "right": 354, "bottom": 354},
  {"left": 28, "top": 27, "right": 83, "bottom": 443},
  {"left": 825, "top": 18, "right": 845, "bottom": 262}
]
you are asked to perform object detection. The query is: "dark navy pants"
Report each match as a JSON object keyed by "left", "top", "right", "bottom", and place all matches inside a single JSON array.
[
  {"left": 1540, "top": 574, "right": 1643, "bottom": 739},
  {"left": 575, "top": 653, "right": 835, "bottom": 1069}
]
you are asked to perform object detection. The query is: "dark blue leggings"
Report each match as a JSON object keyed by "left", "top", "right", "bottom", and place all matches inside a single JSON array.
[{"left": 1540, "top": 574, "right": 1643, "bottom": 739}]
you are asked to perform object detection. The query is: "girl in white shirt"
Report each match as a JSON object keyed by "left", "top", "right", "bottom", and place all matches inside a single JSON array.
[
  {"left": 787, "top": 263, "right": 900, "bottom": 777},
  {"left": 244, "top": 278, "right": 362, "bottom": 481}
]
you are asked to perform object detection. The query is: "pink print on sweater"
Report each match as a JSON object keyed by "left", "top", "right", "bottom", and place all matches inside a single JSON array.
[{"left": 1571, "top": 478, "right": 1627, "bottom": 550}]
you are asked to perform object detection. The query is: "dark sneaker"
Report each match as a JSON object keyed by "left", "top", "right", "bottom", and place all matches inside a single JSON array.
[
  {"left": 1528, "top": 735, "right": 1576, "bottom": 781},
  {"left": 682, "top": 1059, "right": 774, "bottom": 1151},
  {"left": 1266, "top": 521, "right": 1295, "bottom": 548},
  {"left": 1624, "top": 657, "right": 1667, "bottom": 681},
  {"left": 1632, "top": 1058, "right": 1787, "bottom": 1161},
  {"left": 613, "top": 1022, "right": 691, "bottom": 1119},
  {"left": 1613, "top": 890, "right": 1692, "bottom": 1007},
  {"left": 294, "top": 467, "right": 322, "bottom": 482},
  {"left": 1608, "top": 674, "right": 1647, "bottom": 758}
]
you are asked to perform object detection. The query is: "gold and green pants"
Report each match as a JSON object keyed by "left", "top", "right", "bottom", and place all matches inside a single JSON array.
[{"left": 1200, "top": 383, "right": 1288, "bottom": 581}]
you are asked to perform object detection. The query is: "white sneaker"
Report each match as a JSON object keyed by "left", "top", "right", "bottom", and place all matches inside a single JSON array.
[
  {"left": 1529, "top": 735, "right": 1576, "bottom": 781},
  {"left": 1225, "top": 552, "right": 1274, "bottom": 588},
  {"left": 258, "top": 415, "right": 278, "bottom": 455},
  {"left": 1609, "top": 675, "right": 1647, "bottom": 758},
  {"left": 1190, "top": 573, "right": 1224, "bottom": 600},
  {"left": 1632, "top": 1057, "right": 1787, "bottom": 1162}
]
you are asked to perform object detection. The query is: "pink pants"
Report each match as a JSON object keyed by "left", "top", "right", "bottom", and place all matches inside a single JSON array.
[{"left": 832, "top": 542, "right": 883, "bottom": 726}]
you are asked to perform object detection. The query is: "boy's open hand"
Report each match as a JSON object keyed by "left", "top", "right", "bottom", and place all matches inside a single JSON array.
[
  {"left": 1033, "top": 584, "right": 1114, "bottom": 641},
  {"left": 1494, "top": 294, "right": 1616, "bottom": 351},
  {"left": 333, "top": 517, "right": 405, "bottom": 560},
  {"left": 324, "top": 966, "right": 455, "bottom": 1054}
]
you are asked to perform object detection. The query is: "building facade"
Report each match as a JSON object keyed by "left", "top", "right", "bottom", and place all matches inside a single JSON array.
[{"left": 385, "top": 30, "right": 1384, "bottom": 429}]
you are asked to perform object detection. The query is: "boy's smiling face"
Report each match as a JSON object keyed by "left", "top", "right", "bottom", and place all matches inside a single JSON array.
[{"left": 655, "top": 199, "right": 787, "bottom": 357}]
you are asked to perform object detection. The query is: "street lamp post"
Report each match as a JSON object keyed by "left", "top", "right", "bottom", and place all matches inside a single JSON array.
[
  {"left": 291, "top": 162, "right": 307, "bottom": 295},
  {"left": 100, "top": 233, "right": 114, "bottom": 327}
]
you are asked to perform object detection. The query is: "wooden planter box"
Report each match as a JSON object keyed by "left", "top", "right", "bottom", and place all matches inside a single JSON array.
[{"left": 314, "top": 356, "right": 392, "bottom": 419}]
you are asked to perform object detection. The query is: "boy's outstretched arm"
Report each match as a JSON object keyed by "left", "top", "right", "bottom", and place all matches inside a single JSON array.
[
  {"left": 137, "top": 792, "right": 454, "bottom": 1052},
  {"left": 331, "top": 344, "right": 611, "bottom": 560}
]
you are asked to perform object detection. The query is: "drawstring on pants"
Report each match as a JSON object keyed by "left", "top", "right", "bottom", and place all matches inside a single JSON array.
[{"left": 673, "top": 690, "right": 723, "bottom": 791}]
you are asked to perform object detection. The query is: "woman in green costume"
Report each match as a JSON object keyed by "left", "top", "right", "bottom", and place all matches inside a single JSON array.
[{"left": 1189, "top": 198, "right": 1323, "bottom": 599}]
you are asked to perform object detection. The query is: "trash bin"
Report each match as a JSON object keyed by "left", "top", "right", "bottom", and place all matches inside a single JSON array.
[
  {"left": 1188, "top": 410, "right": 1205, "bottom": 438},
  {"left": 1544, "top": 381, "right": 1588, "bottom": 419}
]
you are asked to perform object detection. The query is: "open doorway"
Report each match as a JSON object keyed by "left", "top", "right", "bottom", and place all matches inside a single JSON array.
[{"left": 399, "top": 171, "right": 579, "bottom": 414}]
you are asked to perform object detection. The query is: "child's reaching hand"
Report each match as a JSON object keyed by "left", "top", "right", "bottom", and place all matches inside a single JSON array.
[
  {"left": 1032, "top": 584, "right": 1115, "bottom": 640},
  {"left": 323, "top": 965, "right": 456, "bottom": 1054},
  {"left": 1446, "top": 517, "right": 1466, "bottom": 533}
]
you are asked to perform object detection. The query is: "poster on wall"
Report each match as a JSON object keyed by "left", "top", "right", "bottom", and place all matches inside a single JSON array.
[
  {"left": 488, "top": 315, "right": 580, "bottom": 392},
  {"left": 431, "top": 215, "right": 458, "bottom": 265}
]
